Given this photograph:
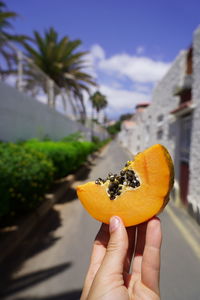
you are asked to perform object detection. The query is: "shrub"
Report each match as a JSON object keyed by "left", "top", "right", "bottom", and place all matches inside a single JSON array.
[
  {"left": 92, "top": 135, "right": 101, "bottom": 144},
  {"left": 0, "top": 143, "right": 55, "bottom": 217},
  {"left": 107, "top": 121, "right": 121, "bottom": 136},
  {"left": 61, "top": 132, "right": 85, "bottom": 142},
  {"left": 25, "top": 140, "right": 96, "bottom": 179},
  {"left": 96, "top": 138, "right": 111, "bottom": 149},
  {"left": 0, "top": 135, "right": 108, "bottom": 218}
]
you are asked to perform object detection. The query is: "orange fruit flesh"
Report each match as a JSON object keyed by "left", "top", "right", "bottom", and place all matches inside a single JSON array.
[{"left": 76, "top": 144, "right": 174, "bottom": 227}]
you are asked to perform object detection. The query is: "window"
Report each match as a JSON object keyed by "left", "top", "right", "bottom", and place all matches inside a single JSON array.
[
  {"left": 145, "top": 125, "right": 150, "bottom": 143},
  {"left": 180, "top": 116, "right": 192, "bottom": 162},
  {"left": 157, "top": 128, "right": 163, "bottom": 140},
  {"left": 168, "top": 122, "right": 175, "bottom": 140},
  {"left": 157, "top": 114, "right": 164, "bottom": 123}
]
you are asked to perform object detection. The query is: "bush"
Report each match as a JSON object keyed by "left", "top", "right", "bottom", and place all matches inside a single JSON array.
[
  {"left": 92, "top": 135, "right": 101, "bottom": 144},
  {"left": 25, "top": 140, "right": 96, "bottom": 179},
  {"left": 92, "top": 136, "right": 111, "bottom": 149},
  {"left": 107, "top": 121, "right": 121, "bottom": 136},
  {"left": 96, "top": 138, "right": 111, "bottom": 149},
  {"left": 0, "top": 143, "right": 55, "bottom": 217},
  {"left": 0, "top": 135, "right": 108, "bottom": 218},
  {"left": 61, "top": 132, "right": 85, "bottom": 142}
]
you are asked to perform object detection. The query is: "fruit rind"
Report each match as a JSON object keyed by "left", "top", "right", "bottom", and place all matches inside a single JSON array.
[{"left": 76, "top": 144, "right": 174, "bottom": 227}]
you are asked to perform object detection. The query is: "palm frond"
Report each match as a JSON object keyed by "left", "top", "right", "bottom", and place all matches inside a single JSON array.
[{"left": 23, "top": 27, "right": 97, "bottom": 118}]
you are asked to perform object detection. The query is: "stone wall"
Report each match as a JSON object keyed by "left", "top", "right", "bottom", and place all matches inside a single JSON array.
[
  {"left": 118, "top": 25, "right": 200, "bottom": 224},
  {"left": 188, "top": 27, "right": 200, "bottom": 218},
  {"left": 119, "top": 50, "right": 186, "bottom": 163}
]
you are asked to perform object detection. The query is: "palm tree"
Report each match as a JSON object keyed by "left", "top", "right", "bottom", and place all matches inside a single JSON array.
[
  {"left": 89, "top": 91, "right": 108, "bottom": 123},
  {"left": 89, "top": 91, "right": 108, "bottom": 139},
  {"left": 23, "top": 27, "right": 96, "bottom": 121},
  {"left": 0, "top": 1, "right": 28, "bottom": 76}
]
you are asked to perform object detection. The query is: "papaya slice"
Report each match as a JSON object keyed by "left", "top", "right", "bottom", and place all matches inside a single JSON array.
[{"left": 76, "top": 144, "right": 174, "bottom": 227}]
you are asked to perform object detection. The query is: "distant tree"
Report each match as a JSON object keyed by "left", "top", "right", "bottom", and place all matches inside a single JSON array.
[
  {"left": 107, "top": 121, "right": 121, "bottom": 136},
  {"left": 120, "top": 113, "right": 133, "bottom": 121},
  {"left": 23, "top": 27, "right": 96, "bottom": 121},
  {"left": 89, "top": 91, "right": 108, "bottom": 122},
  {"left": 106, "top": 113, "right": 132, "bottom": 137}
]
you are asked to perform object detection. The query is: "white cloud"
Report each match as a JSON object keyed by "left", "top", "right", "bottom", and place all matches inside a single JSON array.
[
  {"left": 84, "top": 44, "right": 106, "bottom": 78},
  {"left": 136, "top": 46, "right": 145, "bottom": 55},
  {"left": 85, "top": 44, "right": 172, "bottom": 118},
  {"left": 100, "top": 85, "right": 149, "bottom": 111},
  {"left": 132, "top": 83, "right": 153, "bottom": 94},
  {"left": 84, "top": 54, "right": 97, "bottom": 78},
  {"left": 85, "top": 44, "right": 105, "bottom": 76},
  {"left": 98, "top": 53, "right": 171, "bottom": 83},
  {"left": 90, "top": 44, "right": 105, "bottom": 61},
  {"left": 4, "top": 74, "right": 17, "bottom": 87},
  {"left": 84, "top": 84, "right": 150, "bottom": 119}
]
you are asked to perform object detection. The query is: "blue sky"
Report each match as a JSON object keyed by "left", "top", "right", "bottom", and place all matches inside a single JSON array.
[{"left": 6, "top": 0, "right": 200, "bottom": 119}]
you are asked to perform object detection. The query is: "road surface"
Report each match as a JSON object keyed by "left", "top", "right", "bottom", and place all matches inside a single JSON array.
[{"left": 1, "top": 141, "right": 200, "bottom": 300}]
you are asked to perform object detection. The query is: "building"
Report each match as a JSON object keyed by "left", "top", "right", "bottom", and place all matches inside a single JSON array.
[{"left": 118, "top": 26, "right": 200, "bottom": 225}]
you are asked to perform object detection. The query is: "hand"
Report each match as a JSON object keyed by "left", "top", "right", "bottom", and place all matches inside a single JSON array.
[{"left": 81, "top": 216, "right": 162, "bottom": 300}]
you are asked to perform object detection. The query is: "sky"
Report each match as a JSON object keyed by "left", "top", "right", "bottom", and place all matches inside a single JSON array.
[{"left": 6, "top": 0, "right": 200, "bottom": 119}]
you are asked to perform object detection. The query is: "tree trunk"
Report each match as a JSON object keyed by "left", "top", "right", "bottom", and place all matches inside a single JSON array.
[
  {"left": 46, "top": 78, "right": 55, "bottom": 108},
  {"left": 79, "top": 94, "right": 86, "bottom": 124},
  {"left": 64, "top": 88, "right": 78, "bottom": 120},
  {"left": 91, "top": 105, "right": 94, "bottom": 139}
]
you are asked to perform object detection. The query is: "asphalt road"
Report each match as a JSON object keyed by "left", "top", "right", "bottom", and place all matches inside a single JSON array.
[{"left": 1, "top": 141, "right": 200, "bottom": 300}]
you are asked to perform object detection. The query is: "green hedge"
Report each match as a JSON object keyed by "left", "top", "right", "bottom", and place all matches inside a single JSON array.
[
  {"left": 0, "top": 136, "right": 108, "bottom": 218},
  {"left": 0, "top": 143, "right": 55, "bottom": 217},
  {"left": 24, "top": 140, "right": 97, "bottom": 179}
]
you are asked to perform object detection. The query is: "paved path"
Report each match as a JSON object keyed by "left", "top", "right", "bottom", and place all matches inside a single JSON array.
[{"left": 1, "top": 141, "right": 200, "bottom": 300}]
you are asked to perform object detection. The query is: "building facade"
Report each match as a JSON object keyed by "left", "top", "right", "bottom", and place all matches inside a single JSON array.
[{"left": 118, "top": 26, "right": 200, "bottom": 224}]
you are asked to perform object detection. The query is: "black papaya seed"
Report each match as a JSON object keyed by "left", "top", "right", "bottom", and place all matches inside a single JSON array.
[
  {"left": 120, "top": 170, "right": 125, "bottom": 176},
  {"left": 109, "top": 182, "right": 117, "bottom": 190}
]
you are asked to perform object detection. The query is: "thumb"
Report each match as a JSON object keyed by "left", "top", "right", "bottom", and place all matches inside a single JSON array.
[{"left": 98, "top": 216, "right": 128, "bottom": 276}]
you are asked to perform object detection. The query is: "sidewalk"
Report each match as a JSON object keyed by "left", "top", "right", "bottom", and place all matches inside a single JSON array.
[{"left": 166, "top": 201, "right": 200, "bottom": 260}]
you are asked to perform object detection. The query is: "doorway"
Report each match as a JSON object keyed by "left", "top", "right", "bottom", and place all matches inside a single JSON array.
[{"left": 179, "top": 115, "right": 192, "bottom": 205}]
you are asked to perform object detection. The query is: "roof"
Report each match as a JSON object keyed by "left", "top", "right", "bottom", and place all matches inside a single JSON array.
[
  {"left": 135, "top": 102, "right": 150, "bottom": 109},
  {"left": 122, "top": 120, "right": 136, "bottom": 129},
  {"left": 170, "top": 101, "right": 195, "bottom": 116}
]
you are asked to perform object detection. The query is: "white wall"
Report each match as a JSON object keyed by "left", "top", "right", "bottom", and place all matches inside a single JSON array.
[
  {"left": 118, "top": 26, "right": 200, "bottom": 224},
  {"left": 188, "top": 27, "right": 200, "bottom": 216},
  {"left": 0, "top": 82, "right": 107, "bottom": 142},
  {"left": 119, "top": 50, "right": 186, "bottom": 159}
]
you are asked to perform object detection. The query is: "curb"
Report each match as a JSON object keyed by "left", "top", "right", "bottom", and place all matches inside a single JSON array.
[{"left": 0, "top": 147, "right": 105, "bottom": 264}]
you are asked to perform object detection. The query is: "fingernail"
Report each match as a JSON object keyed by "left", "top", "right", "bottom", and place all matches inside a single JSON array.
[{"left": 109, "top": 216, "right": 120, "bottom": 233}]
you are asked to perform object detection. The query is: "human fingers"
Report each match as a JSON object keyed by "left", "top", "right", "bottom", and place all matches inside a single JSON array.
[
  {"left": 97, "top": 216, "right": 128, "bottom": 277},
  {"left": 131, "top": 221, "right": 147, "bottom": 276},
  {"left": 133, "top": 280, "right": 160, "bottom": 300},
  {"left": 141, "top": 217, "right": 162, "bottom": 295},
  {"left": 81, "top": 223, "right": 109, "bottom": 300},
  {"left": 90, "top": 223, "right": 110, "bottom": 268},
  {"left": 124, "top": 226, "right": 136, "bottom": 274}
]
